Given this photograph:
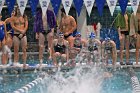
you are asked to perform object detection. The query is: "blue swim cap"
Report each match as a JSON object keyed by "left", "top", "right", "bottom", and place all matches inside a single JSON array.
[
  {"left": 105, "top": 37, "right": 110, "bottom": 41},
  {"left": 75, "top": 32, "right": 81, "bottom": 36},
  {"left": 89, "top": 32, "right": 95, "bottom": 39}
]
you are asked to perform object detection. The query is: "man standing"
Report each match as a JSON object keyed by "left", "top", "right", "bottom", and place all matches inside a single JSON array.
[
  {"left": 130, "top": 6, "right": 140, "bottom": 65},
  {"left": 59, "top": 8, "right": 77, "bottom": 47}
]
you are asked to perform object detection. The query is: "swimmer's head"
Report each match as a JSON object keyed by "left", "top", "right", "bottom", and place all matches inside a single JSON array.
[
  {"left": 105, "top": 37, "right": 110, "bottom": 42},
  {"left": 58, "top": 32, "right": 64, "bottom": 38},
  {"left": 89, "top": 32, "right": 95, "bottom": 39},
  {"left": 75, "top": 32, "right": 81, "bottom": 37}
]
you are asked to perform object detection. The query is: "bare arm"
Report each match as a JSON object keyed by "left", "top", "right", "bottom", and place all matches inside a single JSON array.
[
  {"left": 23, "top": 15, "right": 28, "bottom": 33},
  {"left": 101, "top": 41, "right": 105, "bottom": 59},
  {"left": 65, "top": 41, "right": 69, "bottom": 61}
]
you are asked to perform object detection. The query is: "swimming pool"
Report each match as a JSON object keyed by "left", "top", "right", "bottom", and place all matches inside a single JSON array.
[
  {"left": 5, "top": 66, "right": 137, "bottom": 93},
  {"left": 0, "top": 52, "right": 140, "bottom": 93}
]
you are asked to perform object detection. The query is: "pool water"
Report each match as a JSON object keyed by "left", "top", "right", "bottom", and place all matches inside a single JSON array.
[
  {"left": 0, "top": 71, "right": 39, "bottom": 93},
  {"left": 29, "top": 67, "right": 133, "bottom": 93},
  {"left": 101, "top": 70, "right": 132, "bottom": 93},
  {"left": 0, "top": 61, "right": 139, "bottom": 93}
]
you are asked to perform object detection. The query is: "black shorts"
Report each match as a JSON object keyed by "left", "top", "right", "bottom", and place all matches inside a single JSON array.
[
  {"left": 42, "top": 29, "right": 51, "bottom": 35},
  {"left": 138, "top": 31, "right": 140, "bottom": 35},
  {"left": 14, "top": 34, "right": 26, "bottom": 39},
  {"left": 64, "top": 33, "right": 72, "bottom": 39},
  {"left": 120, "top": 31, "right": 129, "bottom": 35}
]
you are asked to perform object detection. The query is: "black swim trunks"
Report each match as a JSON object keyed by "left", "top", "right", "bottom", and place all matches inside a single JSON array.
[
  {"left": 14, "top": 34, "right": 26, "bottom": 39},
  {"left": 120, "top": 31, "right": 129, "bottom": 35},
  {"left": 138, "top": 31, "right": 140, "bottom": 35},
  {"left": 64, "top": 33, "right": 72, "bottom": 39}
]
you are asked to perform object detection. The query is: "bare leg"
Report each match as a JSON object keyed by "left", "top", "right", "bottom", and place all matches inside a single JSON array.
[
  {"left": 38, "top": 33, "right": 45, "bottom": 65},
  {"left": 136, "top": 34, "right": 140, "bottom": 64},
  {"left": 21, "top": 36, "right": 27, "bottom": 68},
  {"left": 13, "top": 36, "right": 20, "bottom": 64},
  {"left": 125, "top": 35, "right": 130, "bottom": 64},
  {"left": 112, "top": 51, "right": 117, "bottom": 65},
  {"left": 53, "top": 52, "right": 61, "bottom": 66},
  {"left": 61, "top": 54, "right": 67, "bottom": 65},
  {"left": 120, "top": 34, "right": 125, "bottom": 63},
  {"left": 47, "top": 31, "right": 54, "bottom": 58}
]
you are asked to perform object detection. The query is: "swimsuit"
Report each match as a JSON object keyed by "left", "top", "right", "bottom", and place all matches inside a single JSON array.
[
  {"left": 88, "top": 43, "right": 98, "bottom": 52},
  {"left": 105, "top": 43, "right": 112, "bottom": 54},
  {"left": 14, "top": 34, "right": 26, "bottom": 40},
  {"left": 74, "top": 39, "right": 82, "bottom": 49},
  {"left": 120, "top": 31, "right": 129, "bottom": 35},
  {"left": 54, "top": 43, "right": 66, "bottom": 54},
  {"left": 64, "top": 33, "right": 72, "bottom": 39},
  {"left": 0, "top": 24, "right": 5, "bottom": 41}
]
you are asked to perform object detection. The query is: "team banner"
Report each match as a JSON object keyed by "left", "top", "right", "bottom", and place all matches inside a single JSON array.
[
  {"left": 62, "top": 0, "right": 73, "bottom": 15},
  {"left": 6, "top": 0, "right": 16, "bottom": 14},
  {"left": 0, "top": 0, "right": 5, "bottom": 14},
  {"left": 73, "top": 0, "right": 83, "bottom": 16},
  {"left": 106, "top": 0, "right": 117, "bottom": 16},
  {"left": 84, "top": 0, "right": 95, "bottom": 16},
  {"left": 51, "top": 0, "right": 61, "bottom": 15},
  {"left": 95, "top": 0, "right": 106, "bottom": 16},
  {"left": 39, "top": 0, "right": 50, "bottom": 16},
  {"left": 130, "top": 0, "right": 140, "bottom": 15},
  {"left": 29, "top": 0, "right": 39, "bottom": 16},
  {"left": 17, "top": 0, "right": 28, "bottom": 16},
  {"left": 118, "top": 0, "right": 128, "bottom": 15}
]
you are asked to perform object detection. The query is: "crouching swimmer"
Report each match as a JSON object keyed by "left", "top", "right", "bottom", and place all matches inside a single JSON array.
[
  {"left": 87, "top": 32, "right": 101, "bottom": 64},
  {"left": 102, "top": 37, "right": 117, "bottom": 65},
  {"left": 50, "top": 32, "right": 69, "bottom": 66}
]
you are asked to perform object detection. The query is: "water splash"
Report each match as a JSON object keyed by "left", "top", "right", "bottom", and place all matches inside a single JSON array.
[{"left": 40, "top": 65, "right": 107, "bottom": 93}]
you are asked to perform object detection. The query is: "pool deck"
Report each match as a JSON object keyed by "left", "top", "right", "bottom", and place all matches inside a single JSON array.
[{"left": 0, "top": 62, "right": 140, "bottom": 73}]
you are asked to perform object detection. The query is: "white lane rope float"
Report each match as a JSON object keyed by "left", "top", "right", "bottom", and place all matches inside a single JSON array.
[
  {"left": 129, "top": 68, "right": 140, "bottom": 93},
  {"left": 13, "top": 73, "right": 46, "bottom": 93}
]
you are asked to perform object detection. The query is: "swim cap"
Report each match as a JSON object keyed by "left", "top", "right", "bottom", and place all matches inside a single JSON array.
[
  {"left": 105, "top": 37, "right": 110, "bottom": 42},
  {"left": 75, "top": 32, "right": 81, "bottom": 36},
  {"left": 89, "top": 32, "right": 95, "bottom": 39}
]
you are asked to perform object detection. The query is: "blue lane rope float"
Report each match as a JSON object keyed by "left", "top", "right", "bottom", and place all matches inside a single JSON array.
[
  {"left": 129, "top": 68, "right": 140, "bottom": 93},
  {"left": 13, "top": 73, "right": 45, "bottom": 93}
]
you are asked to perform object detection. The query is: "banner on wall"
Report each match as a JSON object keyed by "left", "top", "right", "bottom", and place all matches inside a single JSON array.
[
  {"left": 73, "top": 0, "right": 83, "bottom": 16},
  {"left": 51, "top": 0, "right": 61, "bottom": 16},
  {"left": 84, "top": 0, "right": 95, "bottom": 16},
  {"left": 0, "top": 0, "right": 5, "bottom": 14},
  {"left": 17, "top": 0, "right": 28, "bottom": 16},
  {"left": 118, "top": 0, "right": 128, "bottom": 15},
  {"left": 39, "top": 0, "right": 50, "bottom": 16},
  {"left": 29, "top": 0, "right": 39, "bottom": 16},
  {"left": 95, "top": 0, "right": 106, "bottom": 16},
  {"left": 6, "top": 0, "right": 16, "bottom": 15},
  {"left": 62, "top": 0, "right": 73, "bottom": 15},
  {"left": 106, "top": 0, "right": 117, "bottom": 16},
  {"left": 130, "top": 0, "right": 140, "bottom": 15}
]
